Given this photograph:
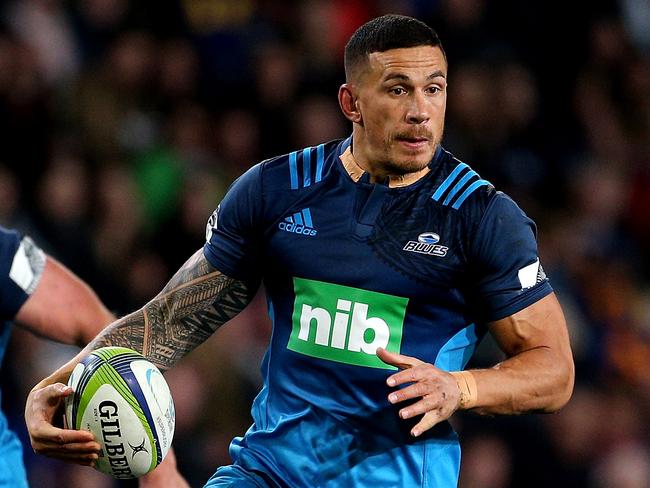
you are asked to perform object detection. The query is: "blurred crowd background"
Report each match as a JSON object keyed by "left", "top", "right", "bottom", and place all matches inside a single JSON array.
[{"left": 0, "top": 0, "right": 648, "bottom": 487}]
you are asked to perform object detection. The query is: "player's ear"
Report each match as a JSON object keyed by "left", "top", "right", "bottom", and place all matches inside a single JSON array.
[{"left": 338, "top": 84, "right": 362, "bottom": 124}]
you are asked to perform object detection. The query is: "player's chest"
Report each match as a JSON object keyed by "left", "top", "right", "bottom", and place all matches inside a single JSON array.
[{"left": 262, "top": 185, "right": 469, "bottom": 295}]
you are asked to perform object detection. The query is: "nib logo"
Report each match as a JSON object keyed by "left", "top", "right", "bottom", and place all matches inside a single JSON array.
[
  {"left": 279, "top": 208, "right": 317, "bottom": 236},
  {"left": 288, "top": 278, "right": 408, "bottom": 369}
]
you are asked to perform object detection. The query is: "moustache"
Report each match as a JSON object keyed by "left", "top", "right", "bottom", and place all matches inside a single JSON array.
[{"left": 393, "top": 130, "right": 433, "bottom": 141}]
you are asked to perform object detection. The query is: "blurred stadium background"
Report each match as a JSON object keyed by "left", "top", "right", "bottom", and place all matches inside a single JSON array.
[{"left": 0, "top": 1, "right": 648, "bottom": 487}]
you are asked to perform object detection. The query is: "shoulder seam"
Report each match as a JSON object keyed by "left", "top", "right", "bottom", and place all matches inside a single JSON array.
[{"left": 467, "top": 190, "right": 501, "bottom": 260}]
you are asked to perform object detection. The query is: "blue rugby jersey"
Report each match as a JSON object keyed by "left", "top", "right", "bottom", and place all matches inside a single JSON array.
[
  {"left": 203, "top": 137, "right": 552, "bottom": 487},
  {"left": 0, "top": 227, "right": 45, "bottom": 488}
]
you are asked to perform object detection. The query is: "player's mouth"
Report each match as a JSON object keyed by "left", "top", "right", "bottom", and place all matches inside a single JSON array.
[{"left": 396, "top": 136, "right": 429, "bottom": 150}]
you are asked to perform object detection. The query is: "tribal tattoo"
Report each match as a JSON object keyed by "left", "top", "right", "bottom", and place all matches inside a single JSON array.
[{"left": 90, "top": 249, "right": 256, "bottom": 370}]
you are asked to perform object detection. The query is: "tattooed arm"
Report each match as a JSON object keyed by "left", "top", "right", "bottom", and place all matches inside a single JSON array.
[
  {"left": 25, "top": 249, "right": 257, "bottom": 464},
  {"left": 91, "top": 249, "right": 255, "bottom": 370}
]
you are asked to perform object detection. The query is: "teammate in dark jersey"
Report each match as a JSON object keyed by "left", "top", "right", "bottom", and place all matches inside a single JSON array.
[
  {"left": 26, "top": 15, "right": 574, "bottom": 487},
  {"left": 0, "top": 226, "right": 188, "bottom": 487}
]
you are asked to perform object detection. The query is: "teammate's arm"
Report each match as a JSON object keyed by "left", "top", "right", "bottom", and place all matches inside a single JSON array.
[
  {"left": 377, "top": 292, "right": 574, "bottom": 436},
  {"left": 25, "top": 248, "right": 256, "bottom": 463},
  {"left": 15, "top": 256, "right": 113, "bottom": 346}
]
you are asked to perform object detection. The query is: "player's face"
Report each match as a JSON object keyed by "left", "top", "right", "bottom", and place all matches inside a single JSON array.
[{"left": 354, "top": 45, "right": 447, "bottom": 176}]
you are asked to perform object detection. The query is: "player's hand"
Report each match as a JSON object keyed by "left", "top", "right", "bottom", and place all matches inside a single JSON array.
[
  {"left": 139, "top": 448, "right": 190, "bottom": 488},
  {"left": 25, "top": 382, "right": 101, "bottom": 466},
  {"left": 377, "top": 347, "right": 461, "bottom": 437}
]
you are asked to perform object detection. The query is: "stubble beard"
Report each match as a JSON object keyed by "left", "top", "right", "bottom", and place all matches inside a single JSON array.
[
  {"left": 380, "top": 157, "right": 429, "bottom": 176},
  {"left": 378, "top": 128, "right": 443, "bottom": 176}
]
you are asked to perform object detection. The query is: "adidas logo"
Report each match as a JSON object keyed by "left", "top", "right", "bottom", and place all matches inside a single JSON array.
[{"left": 279, "top": 208, "right": 317, "bottom": 236}]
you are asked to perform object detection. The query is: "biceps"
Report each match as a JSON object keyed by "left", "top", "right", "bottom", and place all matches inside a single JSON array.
[{"left": 487, "top": 292, "right": 570, "bottom": 357}]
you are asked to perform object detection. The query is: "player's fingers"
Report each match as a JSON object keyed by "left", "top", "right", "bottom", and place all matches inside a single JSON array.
[
  {"left": 42, "top": 451, "right": 98, "bottom": 466},
  {"left": 396, "top": 396, "right": 444, "bottom": 420},
  {"left": 36, "top": 439, "right": 101, "bottom": 454},
  {"left": 387, "top": 381, "right": 430, "bottom": 404},
  {"left": 33, "top": 383, "right": 73, "bottom": 408},
  {"left": 26, "top": 384, "right": 72, "bottom": 431},
  {"left": 35, "top": 424, "right": 95, "bottom": 443},
  {"left": 386, "top": 366, "right": 427, "bottom": 388},
  {"left": 31, "top": 424, "right": 96, "bottom": 453},
  {"left": 64, "top": 440, "right": 102, "bottom": 453},
  {"left": 386, "top": 362, "right": 442, "bottom": 387},
  {"left": 376, "top": 347, "right": 424, "bottom": 370},
  {"left": 410, "top": 410, "right": 446, "bottom": 437}
]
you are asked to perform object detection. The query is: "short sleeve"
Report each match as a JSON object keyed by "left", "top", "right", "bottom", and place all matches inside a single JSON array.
[
  {"left": 468, "top": 192, "right": 552, "bottom": 322},
  {"left": 0, "top": 227, "right": 46, "bottom": 319},
  {"left": 203, "top": 163, "right": 264, "bottom": 281}
]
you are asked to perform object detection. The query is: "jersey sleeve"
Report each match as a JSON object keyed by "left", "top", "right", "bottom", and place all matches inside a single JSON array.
[
  {"left": 468, "top": 192, "right": 552, "bottom": 322},
  {"left": 203, "top": 163, "right": 264, "bottom": 281},
  {"left": 0, "top": 227, "right": 46, "bottom": 319}
]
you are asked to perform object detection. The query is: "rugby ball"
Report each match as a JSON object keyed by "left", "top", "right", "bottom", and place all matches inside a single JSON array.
[{"left": 64, "top": 347, "right": 175, "bottom": 479}]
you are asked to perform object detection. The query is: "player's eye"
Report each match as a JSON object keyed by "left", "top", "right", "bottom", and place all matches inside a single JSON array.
[
  {"left": 426, "top": 86, "right": 442, "bottom": 95},
  {"left": 390, "top": 87, "right": 406, "bottom": 95}
]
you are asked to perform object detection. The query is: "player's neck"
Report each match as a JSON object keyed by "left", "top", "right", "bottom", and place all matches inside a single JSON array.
[{"left": 341, "top": 146, "right": 430, "bottom": 188}]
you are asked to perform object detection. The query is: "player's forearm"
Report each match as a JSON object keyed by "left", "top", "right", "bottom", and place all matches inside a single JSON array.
[
  {"left": 88, "top": 249, "right": 256, "bottom": 371},
  {"left": 454, "top": 293, "right": 575, "bottom": 415},
  {"left": 456, "top": 346, "right": 574, "bottom": 415}
]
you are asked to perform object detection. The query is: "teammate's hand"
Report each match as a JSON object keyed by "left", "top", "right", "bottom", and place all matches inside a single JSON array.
[
  {"left": 377, "top": 347, "right": 461, "bottom": 437},
  {"left": 25, "top": 382, "right": 100, "bottom": 466},
  {"left": 139, "top": 448, "right": 190, "bottom": 488}
]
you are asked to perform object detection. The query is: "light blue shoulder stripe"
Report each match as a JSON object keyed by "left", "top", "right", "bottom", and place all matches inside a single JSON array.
[
  {"left": 315, "top": 143, "right": 325, "bottom": 182},
  {"left": 451, "top": 179, "right": 490, "bottom": 209},
  {"left": 302, "top": 147, "right": 312, "bottom": 187},
  {"left": 302, "top": 208, "right": 313, "bottom": 227},
  {"left": 434, "top": 324, "right": 478, "bottom": 372},
  {"left": 289, "top": 151, "right": 298, "bottom": 190},
  {"left": 443, "top": 170, "right": 478, "bottom": 206},
  {"left": 432, "top": 162, "right": 468, "bottom": 201}
]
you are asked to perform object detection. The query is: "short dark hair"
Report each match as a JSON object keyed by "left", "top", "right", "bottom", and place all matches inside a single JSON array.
[{"left": 344, "top": 15, "right": 445, "bottom": 81}]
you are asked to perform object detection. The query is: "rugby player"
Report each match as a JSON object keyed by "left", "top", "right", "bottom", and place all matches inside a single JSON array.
[{"left": 25, "top": 15, "right": 574, "bottom": 487}]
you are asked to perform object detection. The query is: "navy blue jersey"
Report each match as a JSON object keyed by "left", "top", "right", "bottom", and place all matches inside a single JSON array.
[
  {"left": 0, "top": 226, "right": 45, "bottom": 488},
  {"left": 204, "top": 137, "right": 551, "bottom": 487}
]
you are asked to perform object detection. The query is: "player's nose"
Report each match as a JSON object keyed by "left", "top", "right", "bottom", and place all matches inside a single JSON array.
[{"left": 405, "top": 92, "right": 430, "bottom": 124}]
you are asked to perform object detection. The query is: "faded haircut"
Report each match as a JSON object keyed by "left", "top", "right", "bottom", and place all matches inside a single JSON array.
[{"left": 344, "top": 14, "right": 445, "bottom": 82}]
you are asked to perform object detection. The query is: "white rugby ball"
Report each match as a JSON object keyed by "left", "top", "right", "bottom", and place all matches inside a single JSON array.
[{"left": 65, "top": 346, "right": 175, "bottom": 479}]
